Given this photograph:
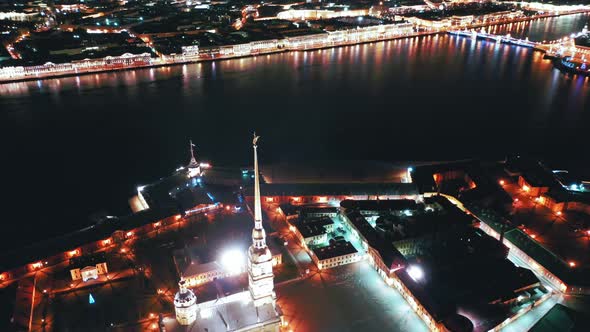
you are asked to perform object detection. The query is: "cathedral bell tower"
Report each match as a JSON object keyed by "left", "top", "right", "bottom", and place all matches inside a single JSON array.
[{"left": 247, "top": 133, "right": 276, "bottom": 307}]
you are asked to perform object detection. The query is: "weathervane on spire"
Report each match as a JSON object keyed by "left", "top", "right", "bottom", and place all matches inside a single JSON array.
[
  {"left": 189, "top": 140, "right": 196, "bottom": 160},
  {"left": 253, "top": 132, "right": 260, "bottom": 147}
]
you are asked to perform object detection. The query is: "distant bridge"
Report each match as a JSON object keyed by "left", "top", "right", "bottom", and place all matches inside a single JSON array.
[
  {"left": 448, "top": 29, "right": 590, "bottom": 63},
  {"left": 448, "top": 30, "right": 538, "bottom": 48}
]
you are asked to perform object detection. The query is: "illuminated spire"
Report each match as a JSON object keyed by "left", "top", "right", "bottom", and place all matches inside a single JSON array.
[
  {"left": 248, "top": 132, "right": 275, "bottom": 307},
  {"left": 187, "top": 140, "right": 201, "bottom": 178},
  {"left": 252, "top": 132, "right": 266, "bottom": 249},
  {"left": 188, "top": 140, "right": 198, "bottom": 168}
]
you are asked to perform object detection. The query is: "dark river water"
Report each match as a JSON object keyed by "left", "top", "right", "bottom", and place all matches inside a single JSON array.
[{"left": 1, "top": 14, "right": 589, "bottom": 250}]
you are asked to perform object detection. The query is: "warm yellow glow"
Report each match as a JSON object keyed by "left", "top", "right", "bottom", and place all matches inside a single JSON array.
[
  {"left": 569, "top": 261, "right": 576, "bottom": 267},
  {"left": 126, "top": 231, "right": 133, "bottom": 237},
  {"left": 499, "top": 180, "right": 505, "bottom": 185},
  {"left": 30, "top": 262, "right": 43, "bottom": 270},
  {"left": 522, "top": 185, "right": 530, "bottom": 192},
  {"left": 153, "top": 222, "right": 161, "bottom": 228},
  {"left": 174, "top": 214, "right": 182, "bottom": 221},
  {"left": 266, "top": 197, "right": 274, "bottom": 202},
  {"left": 102, "top": 238, "right": 112, "bottom": 246}
]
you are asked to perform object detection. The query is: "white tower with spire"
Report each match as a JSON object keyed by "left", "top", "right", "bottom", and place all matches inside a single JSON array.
[
  {"left": 187, "top": 140, "right": 201, "bottom": 178},
  {"left": 247, "top": 133, "right": 276, "bottom": 307}
]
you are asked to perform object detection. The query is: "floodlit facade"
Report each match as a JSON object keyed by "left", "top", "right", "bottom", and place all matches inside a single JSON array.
[
  {"left": 174, "top": 279, "right": 198, "bottom": 325},
  {"left": 312, "top": 241, "right": 362, "bottom": 270},
  {"left": 70, "top": 262, "right": 108, "bottom": 282},
  {"left": 0, "top": 22, "right": 415, "bottom": 83},
  {"left": 276, "top": 8, "right": 369, "bottom": 21},
  {"left": 0, "top": 53, "right": 152, "bottom": 81}
]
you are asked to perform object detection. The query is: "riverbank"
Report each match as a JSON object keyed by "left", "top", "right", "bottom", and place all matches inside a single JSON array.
[{"left": 1, "top": 10, "right": 588, "bottom": 85}]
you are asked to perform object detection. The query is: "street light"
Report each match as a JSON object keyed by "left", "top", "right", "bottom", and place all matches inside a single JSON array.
[{"left": 407, "top": 265, "right": 424, "bottom": 282}]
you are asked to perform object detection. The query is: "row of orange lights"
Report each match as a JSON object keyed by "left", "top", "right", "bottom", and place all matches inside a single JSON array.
[
  {"left": 10, "top": 210, "right": 216, "bottom": 281},
  {"left": 9, "top": 212, "right": 183, "bottom": 280}
]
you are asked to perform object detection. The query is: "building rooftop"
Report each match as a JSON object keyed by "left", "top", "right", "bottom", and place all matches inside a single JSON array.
[
  {"left": 412, "top": 160, "right": 512, "bottom": 207},
  {"left": 340, "top": 199, "right": 418, "bottom": 211},
  {"left": 300, "top": 206, "right": 338, "bottom": 214},
  {"left": 297, "top": 224, "right": 327, "bottom": 239},
  {"left": 69, "top": 252, "right": 107, "bottom": 268},
  {"left": 396, "top": 226, "right": 542, "bottom": 328},
  {"left": 345, "top": 211, "right": 406, "bottom": 270},
  {"left": 0, "top": 205, "right": 178, "bottom": 271},
  {"left": 505, "top": 156, "right": 560, "bottom": 188},
  {"left": 299, "top": 216, "right": 334, "bottom": 228},
  {"left": 313, "top": 241, "right": 357, "bottom": 261},
  {"left": 247, "top": 182, "right": 418, "bottom": 197},
  {"left": 530, "top": 304, "right": 589, "bottom": 332},
  {"left": 166, "top": 291, "right": 282, "bottom": 332},
  {"left": 503, "top": 229, "right": 590, "bottom": 286},
  {"left": 181, "top": 261, "right": 224, "bottom": 278}
]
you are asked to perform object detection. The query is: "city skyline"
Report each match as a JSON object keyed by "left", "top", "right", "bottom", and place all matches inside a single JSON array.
[{"left": 1, "top": 1, "right": 589, "bottom": 331}]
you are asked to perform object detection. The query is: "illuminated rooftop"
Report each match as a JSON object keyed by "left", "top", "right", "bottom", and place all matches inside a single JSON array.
[{"left": 165, "top": 288, "right": 282, "bottom": 331}]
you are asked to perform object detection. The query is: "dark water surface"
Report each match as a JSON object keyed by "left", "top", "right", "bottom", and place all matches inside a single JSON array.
[{"left": 1, "top": 14, "right": 589, "bottom": 250}]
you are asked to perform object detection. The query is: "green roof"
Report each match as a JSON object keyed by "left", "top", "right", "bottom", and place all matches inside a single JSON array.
[
  {"left": 530, "top": 304, "right": 588, "bottom": 332},
  {"left": 503, "top": 229, "right": 588, "bottom": 285}
]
